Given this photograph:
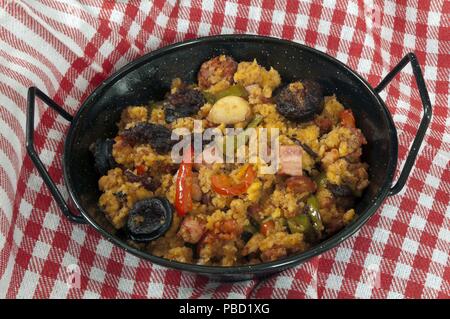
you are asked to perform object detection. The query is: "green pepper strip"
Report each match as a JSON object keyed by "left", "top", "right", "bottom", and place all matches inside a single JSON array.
[
  {"left": 306, "top": 195, "right": 324, "bottom": 237},
  {"left": 287, "top": 214, "right": 311, "bottom": 234},
  {"left": 245, "top": 114, "right": 264, "bottom": 130},
  {"left": 287, "top": 214, "right": 316, "bottom": 242},
  {"left": 216, "top": 84, "right": 248, "bottom": 100},
  {"left": 202, "top": 92, "right": 216, "bottom": 104},
  {"left": 204, "top": 84, "right": 248, "bottom": 104},
  {"left": 235, "top": 114, "right": 264, "bottom": 150}
]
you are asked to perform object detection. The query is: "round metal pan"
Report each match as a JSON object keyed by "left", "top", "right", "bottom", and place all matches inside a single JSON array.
[{"left": 26, "top": 35, "right": 432, "bottom": 280}]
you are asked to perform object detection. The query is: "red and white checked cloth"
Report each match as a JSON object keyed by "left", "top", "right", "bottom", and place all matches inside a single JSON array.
[{"left": 0, "top": 0, "right": 448, "bottom": 299}]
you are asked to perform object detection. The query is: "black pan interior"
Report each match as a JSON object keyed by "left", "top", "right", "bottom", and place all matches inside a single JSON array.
[{"left": 64, "top": 36, "right": 397, "bottom": 272}]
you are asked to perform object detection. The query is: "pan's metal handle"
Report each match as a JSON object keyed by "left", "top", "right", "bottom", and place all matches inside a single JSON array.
[
  {"left": 374, "top": 53, "right": 432, "bottom": 196},
  {"left": 26, "top": 87, "right": 86, "bottom": 223}
]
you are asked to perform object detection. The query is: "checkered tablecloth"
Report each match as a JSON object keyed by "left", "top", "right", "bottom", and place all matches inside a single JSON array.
[{"left": 0, "top": 0, "right": 448, "bottom": 299}]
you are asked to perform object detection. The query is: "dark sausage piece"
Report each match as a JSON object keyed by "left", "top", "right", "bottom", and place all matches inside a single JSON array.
[
  {"left": 90, "top": 138, "right": 116, "bottom": 175},
  {"left": 121, "top": 122, "right": 174, "bottom": 154},
  {"left": 327, "top": 183, "right": 355, "bottom": 210},
  {"left": 275, "top": 80, "right": 324, "bottom": 122},
  {"left": 126, "top": 197, "right": 173, "bottom": 242},
  {"left": 327, "top": 183, "right": 353, "bottom": 197},
  {"left": 164, "top": 88, "right": 206, "bottom": 123},
  {"left": 241, "top": 231, "right": 254, "bottom": 243},
  {"left": 197, "top": 55, "right": 238, "bottom": 90},
  {"left": 124, "top": 169, "right": 161, "bottom": 191}
]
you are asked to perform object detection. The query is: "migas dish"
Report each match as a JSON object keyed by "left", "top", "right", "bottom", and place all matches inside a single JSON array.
[
  {"left": 26, "top": 35, "right": 431, "bottom": 280},
  {"left": 92, "top": 56, "right": 369, "bottom": 266}
]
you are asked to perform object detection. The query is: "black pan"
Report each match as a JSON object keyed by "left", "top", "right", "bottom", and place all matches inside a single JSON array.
[{"left": 26, "top": 35, "right": 431, "bottom": 281}]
